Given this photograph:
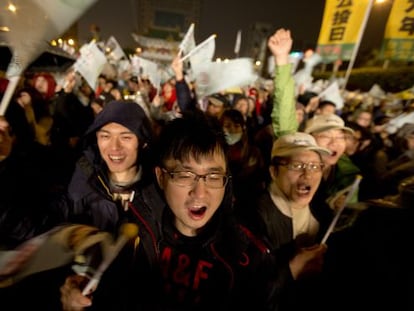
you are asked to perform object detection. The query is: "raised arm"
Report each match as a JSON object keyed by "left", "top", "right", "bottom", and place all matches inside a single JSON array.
[
  {"left": 171, "top": 54, "right": 197, "bottom": 112},
  {"left": 268, "top": 28, "right": 298, "bottom": 138}
]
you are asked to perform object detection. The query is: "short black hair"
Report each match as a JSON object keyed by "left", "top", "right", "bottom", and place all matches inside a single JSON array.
[{"left": 155, "top": 110, "right": 228, "bottom": 167}]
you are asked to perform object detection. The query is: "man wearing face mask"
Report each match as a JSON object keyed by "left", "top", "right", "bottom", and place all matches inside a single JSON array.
[{"left": 220, "top": 109, "right": 266, "bottom": 214}]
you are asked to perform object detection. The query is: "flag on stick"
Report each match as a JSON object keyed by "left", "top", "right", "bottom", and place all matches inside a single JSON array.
[
  {"left": 0, "top": 223, "right": 139, "bottom": 288},
  {"left": 181, "top": 34, "right": 216, "bottom": 64},
  {"left": 179, "top": 23, "right": 196, "bottom": 56},
  {"left": 193, "top": 58, "right": 257, "bottom": 98},
  {"left": 321, "top": 175, "right": 362, "bottom": 244},
  {"left": 0, "top": 0, "right": 98, "bottom": 115},
  {"left": 106, "top": 36, "right": 127, "bottom": 62},
  {"left": 73, "top": 42, "right": 107, "bottom": 91}
]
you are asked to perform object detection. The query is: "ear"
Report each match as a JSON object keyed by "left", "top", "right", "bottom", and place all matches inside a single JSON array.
[
  {"left": 269, "top": 165, "right": 277, "bottom": 181},
  {"left": 155, "top": 166, "right": 165, "bottom": 189}
]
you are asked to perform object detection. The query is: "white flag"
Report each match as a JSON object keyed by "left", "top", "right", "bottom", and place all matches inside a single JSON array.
[
  {"left": 0, "top": 0, "right": 98, "bottom": 115},
  {"left": 318, "top": 80, "right": 344, "bottom": 110},
  {"left": 130, "top": 56, "right": 161, "bottom": 91},
  {"left": 179, "top": 23, "right": 196, "bottom": 56},
  {"left": 181, "top": 34, "right": 216, "bottom": 68},
  {"left": 105, "top": 36, "right": 127, "bottom": 62},
  {"left": 192, "top": 58, "right": 257, "bottom": 98},
  {"left": 74, "top": 42, "right": 107, "bottom": 91},
  {"left": 0, "top": 0, "right": 97, "bottom": 73},
  {"left": 293, "top": 52, "right": 322, "bottom": 95},
  {"left": 0, "top": 224, "right": 119, "bottom": 287},
  {"left": 368, "top": 84, "right": 386, "bottom": 99}
]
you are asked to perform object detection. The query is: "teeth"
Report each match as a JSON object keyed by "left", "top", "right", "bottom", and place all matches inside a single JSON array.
[
  {"left": 109, "top": 156, "right": 124, "bottom": 161},
  {"left": 297, "top": 185, "right": 311, "bottom": 194},
  {"left": 190, "top": 206, "right": 203, "bottom": 210}
]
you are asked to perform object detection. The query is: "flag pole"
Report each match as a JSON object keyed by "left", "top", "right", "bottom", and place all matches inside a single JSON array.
[
  {"left": 234, "top": 30, "right": 241, "bottom": 58},
  {"left": 342, "top": 0, "right": 374, "bottom": 91},
  {"left": 180, "top": 34, "right": 216, "bottom": 62}
]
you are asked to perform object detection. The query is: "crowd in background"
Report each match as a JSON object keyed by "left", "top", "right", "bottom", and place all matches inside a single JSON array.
[{"left": 0, "top": 27, "right": 413, "bottom": 310}]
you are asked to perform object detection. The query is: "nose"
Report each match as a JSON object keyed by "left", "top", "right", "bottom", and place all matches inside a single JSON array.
[
  {"left": 109, "top": 137, "right": 122, "bottom": 150},
  {"left": 190, "top": 176, "right": 208, "bottom": 198}
]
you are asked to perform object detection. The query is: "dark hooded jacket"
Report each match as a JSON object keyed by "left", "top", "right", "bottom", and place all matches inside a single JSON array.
[{"left": 46, "top": 100, "right": 154, "bottom": 235}]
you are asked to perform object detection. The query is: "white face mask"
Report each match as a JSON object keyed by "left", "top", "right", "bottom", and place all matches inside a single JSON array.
[{"left": 225, "top": 132, "right": 242, "bottom": 145}]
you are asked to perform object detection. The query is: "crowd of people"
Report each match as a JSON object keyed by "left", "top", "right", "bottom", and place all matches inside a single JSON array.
[{"left": 0, "top": 27, "right": 413, "bottom": 310}]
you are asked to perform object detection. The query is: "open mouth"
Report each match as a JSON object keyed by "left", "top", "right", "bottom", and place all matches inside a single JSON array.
[
  {"left": 189, "top": 206, "right": 207, "bottom": 217},
  {"left": 109, "top": 155, "right": 125, "bottom": 163},
  {"left": 297, "top": 184, "right": 311, "bottom": 195}
]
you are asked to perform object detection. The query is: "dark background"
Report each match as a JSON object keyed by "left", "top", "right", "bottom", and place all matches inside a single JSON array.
[{"left": 77, "top": 0, "right": 393, "bottom": 59}]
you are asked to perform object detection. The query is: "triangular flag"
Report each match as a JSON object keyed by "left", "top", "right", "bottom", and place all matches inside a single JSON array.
[
  {"left": 181, "top": 34, "right": 216, "bottom": 67},
  {"left": 368, "top": 84, "right": 386, "bottom": 99},
  {"left": 318, "top": 80, "right": 344, "bottom": 110},
  {"left": 179, "top": 23, "right": 196, "bottom": 56},
  {"left": 105, "top": 36, "right": 127, "bottom": 62}
]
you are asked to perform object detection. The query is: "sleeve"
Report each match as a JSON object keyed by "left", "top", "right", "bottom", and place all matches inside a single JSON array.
[
  {"left": 175, "top": 79, "right": 197, "bottom": 112},
  {"left": 271, "top": 63, "right": 298, "bottom": 138}
]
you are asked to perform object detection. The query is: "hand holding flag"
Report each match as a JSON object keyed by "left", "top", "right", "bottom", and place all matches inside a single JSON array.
[{"left": 321, "top": 175, "right": 362, "bottom": 244}]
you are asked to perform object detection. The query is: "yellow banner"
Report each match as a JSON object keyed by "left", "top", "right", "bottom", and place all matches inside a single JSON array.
[
  {"left": 317, "top": 0, "right": 371, "bottom": 62},
  {"left": 383, "top": 0, "right": 414, "bottom": 39},
  {"left": 380, "top": 0, "right": 414, "bottom": 61}
]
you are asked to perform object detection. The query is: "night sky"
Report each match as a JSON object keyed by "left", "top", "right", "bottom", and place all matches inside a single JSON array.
[{"left": 77, "top": 0, "right": 392, "bottom": 59}]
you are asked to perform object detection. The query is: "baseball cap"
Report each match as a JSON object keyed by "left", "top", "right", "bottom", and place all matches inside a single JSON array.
[
  {"left": 207, "top": 94, "right": 228, "bottom": 107},
  {"left": 304, "top": 114, "right": 354, "bottom": 134},
  {"left": 271, "top": 132, "right": 331, "bottom": 158}
]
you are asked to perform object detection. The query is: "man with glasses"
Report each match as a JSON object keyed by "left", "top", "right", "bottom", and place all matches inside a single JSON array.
[
  {"left": 60, "top": 111, "right": 324, "bottom": 310},
  {"left": 253, "top": 132, "right": 330, "bottom": 251},
  {"left": 266, "top": 28, "right": 360, "bottom": 214},
  {"left": 246, "top": 132, "right": 330, "bottom": 311},
  {"left": 304, "top": 114, "right": 361, "bottom": 212}
]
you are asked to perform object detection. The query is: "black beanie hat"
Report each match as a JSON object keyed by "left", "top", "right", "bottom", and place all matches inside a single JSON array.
[{"left": 85, "top": 100, "right": 152, "bottom": 145}]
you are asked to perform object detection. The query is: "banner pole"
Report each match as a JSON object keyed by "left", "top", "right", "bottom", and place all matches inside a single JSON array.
[{"left": 342, "top": 0, "right": 375, "bottom": 91}]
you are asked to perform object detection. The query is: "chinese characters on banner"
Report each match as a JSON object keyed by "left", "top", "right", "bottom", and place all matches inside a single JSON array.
[
  {"left": 381, "top": 0, "right": 414, "bottom": 61},
  {"left": 316, "top": 0, "right": 371, "bottom": 63}
]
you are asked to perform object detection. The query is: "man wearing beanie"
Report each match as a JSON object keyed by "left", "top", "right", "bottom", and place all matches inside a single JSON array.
[{"left": 47, "top": 100, "right": 154, "bottom": 235}]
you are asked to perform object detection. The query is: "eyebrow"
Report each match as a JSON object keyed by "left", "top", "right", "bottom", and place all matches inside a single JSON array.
[
  {"left": 172, "top": 164, "right": 226, "bottom": 173},
  {"left": 97, "top": 129, "right": 134, "bottom": 135}
]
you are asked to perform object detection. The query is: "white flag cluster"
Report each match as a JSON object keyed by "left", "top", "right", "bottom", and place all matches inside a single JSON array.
[{"left": 177, "top": 28, "right": 257, "bottom": 98}]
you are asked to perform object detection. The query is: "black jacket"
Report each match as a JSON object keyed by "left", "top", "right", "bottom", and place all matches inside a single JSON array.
[{"left": 87, "top": 182, "right": 294, "bottom": 311}]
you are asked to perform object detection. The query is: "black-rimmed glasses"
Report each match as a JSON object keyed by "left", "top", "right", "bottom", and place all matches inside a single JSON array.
[
  {"left": 279, "top": 161, "right": 324, "bottom": 172},
  {"left": 162, "top": 169, "right": 229, "bottom": 188}
]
